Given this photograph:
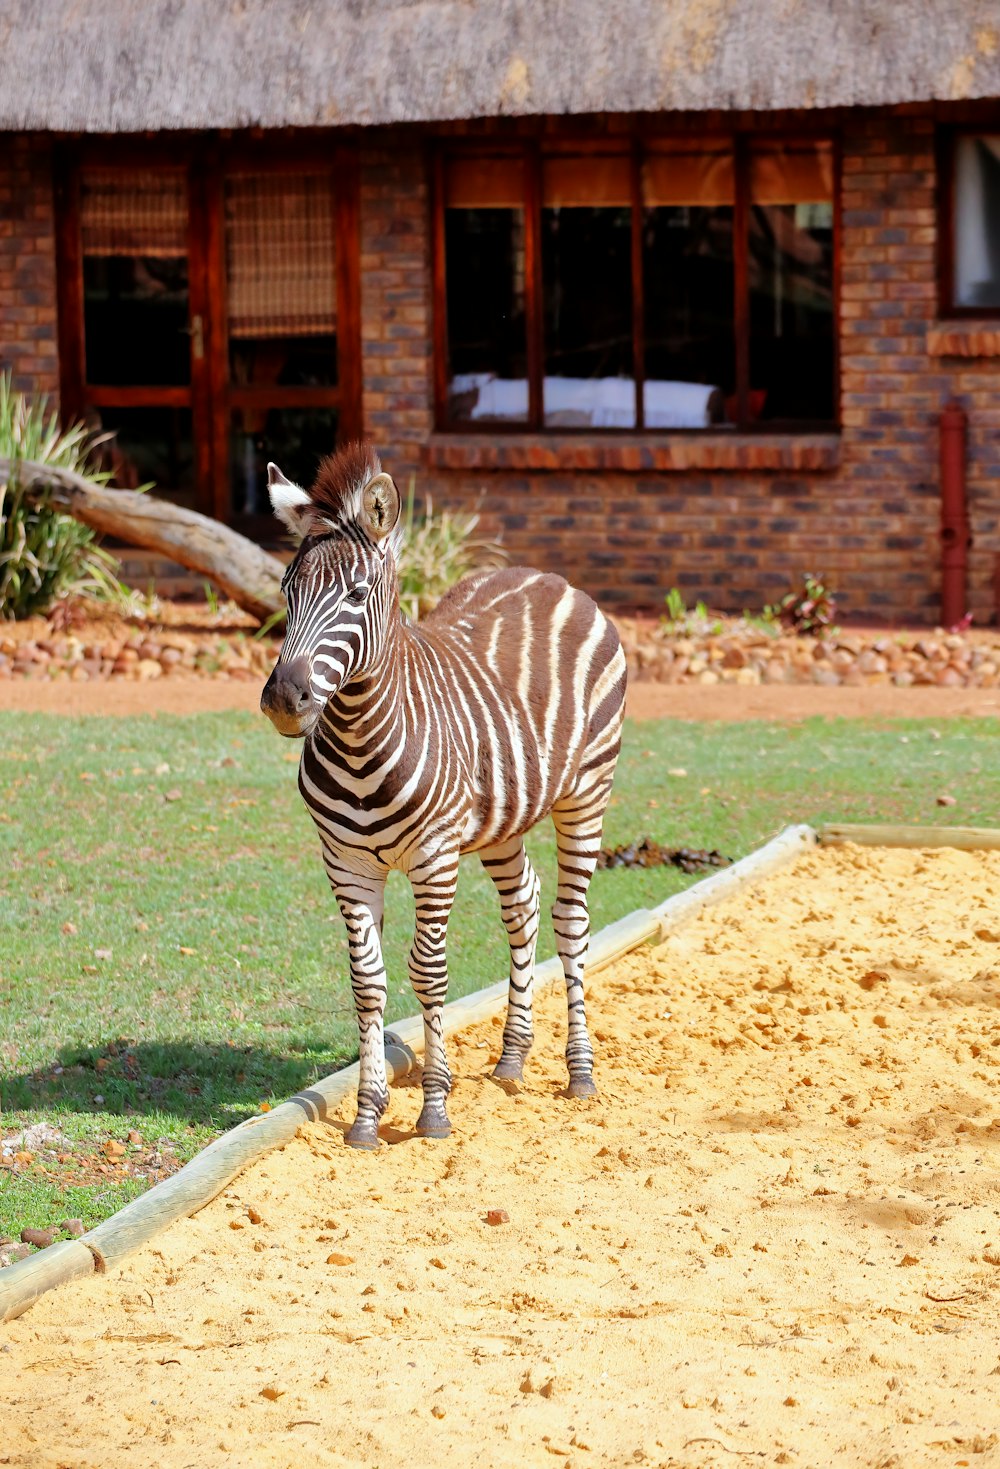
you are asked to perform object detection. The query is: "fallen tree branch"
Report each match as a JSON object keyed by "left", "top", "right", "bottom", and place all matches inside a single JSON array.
[{"left": 0, "top": 455, "right": 286, "bottom": 622}]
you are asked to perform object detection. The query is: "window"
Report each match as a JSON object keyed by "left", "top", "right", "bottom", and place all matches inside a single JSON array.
[
  {"left": 943, "top": 132, "right": 1000, "bottom": 313},
  {"left": 435, "top": 137, "right": 836, "bottom": 432}
]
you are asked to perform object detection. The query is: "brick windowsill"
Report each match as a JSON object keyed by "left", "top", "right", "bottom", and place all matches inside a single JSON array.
[
  {"left": 927, "top": 322, "right": 1000, "bottom": 357},
  {"left": 426, "top": 433, "right": 841, "bottom": 473}
]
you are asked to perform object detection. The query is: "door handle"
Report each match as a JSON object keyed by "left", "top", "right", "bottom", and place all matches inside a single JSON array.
[{"left": 187, "top": 314, "right": 205, "bottom": 361}]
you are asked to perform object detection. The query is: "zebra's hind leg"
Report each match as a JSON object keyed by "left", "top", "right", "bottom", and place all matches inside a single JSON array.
[
  {"left": 332, "top": 871, "right": 390, "bottom": 1150},
  {"left": 408, "top": 849, "right": 460, "bottom": 1139},
  {"left": 551, "top": 795, "right": 611, "bottom": 1100},
  {"left": 480, "top": 838, "right": 541, "bottom": 1086}
]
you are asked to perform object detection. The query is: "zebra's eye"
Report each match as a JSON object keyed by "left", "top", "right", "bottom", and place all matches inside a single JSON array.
[{"left": 345, "top": 585, "right": 367, "bottom": 606}]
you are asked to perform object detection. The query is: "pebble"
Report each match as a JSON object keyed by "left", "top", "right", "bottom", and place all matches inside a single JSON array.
[{"left": 5, "top": 611, "right": 1000, "bottom": 688}]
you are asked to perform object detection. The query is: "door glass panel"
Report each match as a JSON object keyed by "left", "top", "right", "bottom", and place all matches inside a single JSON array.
[
  {"left": 642, "top": 143, "right": 735, "bottom": 427},
  {"left": 542, "top": 154, "right": 634, "bottom": 427},
  {"left": 231, "top": 407, "right": 339, "bottom": 517},
  {"left": 81, "top": 170, "right": 190, "bottom": 386},
  {"left": 748, "top": 142, "right": 834, "bottom": 422},
  {"left": 88, "top": 407, "right": 195, "bottom": 510},
  {"left": 225, "top": 174, "right": 338, "bottom": 387}
]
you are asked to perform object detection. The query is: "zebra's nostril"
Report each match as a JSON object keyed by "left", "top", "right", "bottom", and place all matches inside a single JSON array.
[{"left": 295, "top": 688, "right": 311, "bottom": 711}]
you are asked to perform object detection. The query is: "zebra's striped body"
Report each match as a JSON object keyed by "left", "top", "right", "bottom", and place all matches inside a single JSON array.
[{"left": 261, "top": 444, "right": 626, "bottom": 1148}]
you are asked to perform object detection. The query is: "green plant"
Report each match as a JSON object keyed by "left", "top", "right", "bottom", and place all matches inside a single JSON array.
[
  {"left": 662, "top": 587, "right": 723, "bottom": 636},
  {"left": 765, "top": 572, "right": 838, "bottom": 635},
  {"left": 396, "top": 479, "right": 506, "bottom": 621},
  {"left": 0, "top": 377, "right": 125, "bottom": 620}
]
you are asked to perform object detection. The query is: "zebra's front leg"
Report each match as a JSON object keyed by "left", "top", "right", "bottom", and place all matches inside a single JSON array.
[
  {"left": 333, "top": 873, "right": 390, "bottom": 1150},
  {"left": 480, "top": 838, "right": 540, "bottom": 1086},
  {"left": 407, "top": 849, "right": 460, "bottom": 1139}
]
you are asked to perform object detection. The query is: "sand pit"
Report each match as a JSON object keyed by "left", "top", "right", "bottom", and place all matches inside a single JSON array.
[{"left": 5, "top": 843, "right": 1000, "bottom": 1468}]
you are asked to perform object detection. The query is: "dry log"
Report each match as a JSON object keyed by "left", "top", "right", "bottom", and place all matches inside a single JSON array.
[{"left": 0, "top": 455, "right": 286, "bottom": 621}]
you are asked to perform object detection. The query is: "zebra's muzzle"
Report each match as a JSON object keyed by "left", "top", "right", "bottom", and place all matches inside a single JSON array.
[{"left": 260, "top": 655, "right": 321, "bottom": 738}]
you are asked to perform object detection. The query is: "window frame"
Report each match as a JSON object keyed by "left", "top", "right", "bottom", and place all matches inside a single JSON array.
[
  {"left": 432, "top": 130, "right": 840, "bottom": 435},
  {"left": 938, "top": 125, "right": 1000, "bottom": 319},
  {"left": 54, "top": 136, "right": 362, "bottom": 532}
]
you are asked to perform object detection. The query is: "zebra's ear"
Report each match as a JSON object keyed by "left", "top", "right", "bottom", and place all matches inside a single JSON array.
[
  {"left": 267, "top": 462, "right": 314, "bottom": 540},
  {"left": 361, "top": 472, "right": 400, "bottom": 548}
]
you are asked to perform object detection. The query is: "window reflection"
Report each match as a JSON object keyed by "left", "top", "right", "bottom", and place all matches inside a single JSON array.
[
  {"left": 231, "top": 408, "right": 339, "bottom": 517},
  {"left": 81, "top": 170, "right": 190, "bottom": 387},
  {"left": 542, "top": 155, "right": 634, "bottom": 427},
  {"left": 748, "top": 143, "right": 834, "bottom": 423},
  {"left": 225, "top": 174, "right": 338, "bottom": 387},
  {"left": 88, "top": 407, "right": 195, "bottom": 508},
  {"left": 643, "top": 144, "right": 734, "bottom": 426},
  {"left": 445, "top": 157, "right": 528, "bottom": 423},
  {"left": 953, "top": 135, "right": 1000, "bottom": 309}
]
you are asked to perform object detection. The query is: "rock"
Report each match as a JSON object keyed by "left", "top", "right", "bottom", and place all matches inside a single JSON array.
[
  {"left": 486, "top": 1209, "right": 509, "bottom": 1225},
  {"left": 811, "top": 666, "right": 841, "bottom": 686},
  {"left": 59, "top": 1218, "right": 85, "bottom": 1237},
  {"left": 20, "top": 1227, "right": 56, "bottom": 1249},
  {"left": 136, "top": 658, "right": 163, "bottom": 680}
]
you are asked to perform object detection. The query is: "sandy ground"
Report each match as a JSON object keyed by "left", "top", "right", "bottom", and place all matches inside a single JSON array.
[
  {"left": 3, "top": 675, "right": 1000, "bottom": 723},
  {"left": 5, "top": 844, "right": 1000, "bottom": 1468}
]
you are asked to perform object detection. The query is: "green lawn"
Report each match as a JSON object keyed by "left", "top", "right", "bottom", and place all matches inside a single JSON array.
[{"left": 1, "top": 709, "right": 999, "bottom": 1236}]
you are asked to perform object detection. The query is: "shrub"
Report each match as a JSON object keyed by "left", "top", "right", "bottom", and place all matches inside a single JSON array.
[
  {"left": 0, "top": 378, "right": 123, "bottom": 620},
  {"left": 765, "top": 572, "right": 838, "bottom": 635},
  {"left": 396, "top": 481, "right": 506, "bottom": 621}
]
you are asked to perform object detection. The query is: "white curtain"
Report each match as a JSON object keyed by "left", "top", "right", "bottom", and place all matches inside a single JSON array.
[{"left": 955, "top": 136, "right": 1000, "bottom": 308}]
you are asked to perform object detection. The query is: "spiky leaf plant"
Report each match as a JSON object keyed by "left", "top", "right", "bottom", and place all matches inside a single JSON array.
[
  {"left": 396, "top": 480, "right": 506, "bottom": 622},
  {"left": 0, "top": 377, "right": 124, "bottom": 620}
]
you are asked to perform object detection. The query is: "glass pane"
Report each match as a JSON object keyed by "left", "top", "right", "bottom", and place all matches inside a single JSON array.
[
  {"left": 87, "top": 406, "right": 195, "bottom": 509},
  {"left": 748, "top": 142, "right": 834, "bottom": 423},
  {"left": 230, "top": 407, "right": 339, "bottom": 518},
  {"left": 954, "top": 135, "right": 1000, "bottom": 309},
  {"left": 81, "top": 170, "right": 190, "bottom": 387},
  {"left": 642, "top": 144, "right": 734, "bottom": 428},
  {"left": 226, "top": 174, "right": 337, "bottom": 387},
  {"left": 445, "top": 156, "right": 528, "bottom": 424},
  {"left": 542, "top": 154, "right": 634, "bottom": 427}
]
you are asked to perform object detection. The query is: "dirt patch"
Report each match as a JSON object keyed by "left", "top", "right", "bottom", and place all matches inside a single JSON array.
[
  {"left": 5, "top": 844, "right": 1000, "bottom": 1467},
  {"left": 4, "top": 673, "right": 1000, "bottom": 722}
]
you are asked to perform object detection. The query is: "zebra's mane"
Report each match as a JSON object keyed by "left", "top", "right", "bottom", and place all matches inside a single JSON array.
[{"left": 311, "top": 442, "right": 381, "bottom": 520}]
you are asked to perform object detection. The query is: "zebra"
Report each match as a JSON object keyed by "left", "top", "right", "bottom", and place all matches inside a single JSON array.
[{"left": 260, "top": 442, "right": 626, "bottom": 1149}]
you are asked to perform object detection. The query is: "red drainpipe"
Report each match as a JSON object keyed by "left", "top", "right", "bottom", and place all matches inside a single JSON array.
[{"left": 939, "top": 400, "right": 969, "bottom": 628}]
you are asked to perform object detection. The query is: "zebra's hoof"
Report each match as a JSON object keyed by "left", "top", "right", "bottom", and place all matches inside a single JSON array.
[
  {"left": 491, "top": 1054, "right": 525, "bottom": 1084},
  {"left": 345, "top": 1119, "right": 381, "bottom": 1150},
  {"left": 566, "top": 1075, "right": 598, "bottom": 1100},
  {"left": 415, "top": 1104, "right": 451, "bottom": 1139}
]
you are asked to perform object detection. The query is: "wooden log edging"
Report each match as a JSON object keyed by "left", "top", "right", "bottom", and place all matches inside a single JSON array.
[
  {"left": 0, "top": 826, "right": 816, "bottom": 1326},
  {"left": 819, "top": 822, "right": 1000, "bottom": 851}
]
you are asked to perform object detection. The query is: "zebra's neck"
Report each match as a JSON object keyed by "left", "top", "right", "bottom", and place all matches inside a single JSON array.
[{"left": 312, "top": 608, "right": 412, "bottom": 765}]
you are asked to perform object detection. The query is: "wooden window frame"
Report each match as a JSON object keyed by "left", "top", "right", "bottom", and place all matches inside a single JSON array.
[
  {"left": 938, "top": 125, "right": 1000, "bottom": 320},
  {"left": 54, "top": 136, "right": 361, "bottom": 530},
  {"left": 432, "top": 130, "right": 840, "bottom": 435}
]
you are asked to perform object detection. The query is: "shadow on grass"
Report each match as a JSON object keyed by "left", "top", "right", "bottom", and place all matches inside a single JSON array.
[{"left": 0, "top": 1037, "right": 360, "bottom": 1131}]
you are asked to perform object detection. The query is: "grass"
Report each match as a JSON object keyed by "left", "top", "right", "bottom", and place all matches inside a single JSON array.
[{"left": 2, "top": 709, "right": 999, "bottom": 1237}]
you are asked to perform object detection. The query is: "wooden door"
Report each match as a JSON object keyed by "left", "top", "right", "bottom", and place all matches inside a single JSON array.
[
  {"left": 206, "top": 147, "right": 361, "bottom": 535},
  {"left": 56, "top": 142, "right": 361, "bottom": 538}
]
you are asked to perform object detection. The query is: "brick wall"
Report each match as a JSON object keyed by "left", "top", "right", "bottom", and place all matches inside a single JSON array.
[
  {"left": 360, "top": 109, "right": 1000, "bottom": 624},
  {"left": 359, "top": 141, "right": 435, "bottom": 485},
  {"left": 0, "top": 134, "right": 59, "bottom": 400}
]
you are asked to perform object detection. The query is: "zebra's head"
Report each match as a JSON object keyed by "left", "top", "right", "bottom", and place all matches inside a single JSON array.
[{"left": 260, "top": 443, "right": 402, "bottom": 738}]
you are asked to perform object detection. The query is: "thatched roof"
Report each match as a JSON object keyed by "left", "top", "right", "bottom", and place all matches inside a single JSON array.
[{"left": 2, "top": 0, "right": 1000, "bottom": 133}]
